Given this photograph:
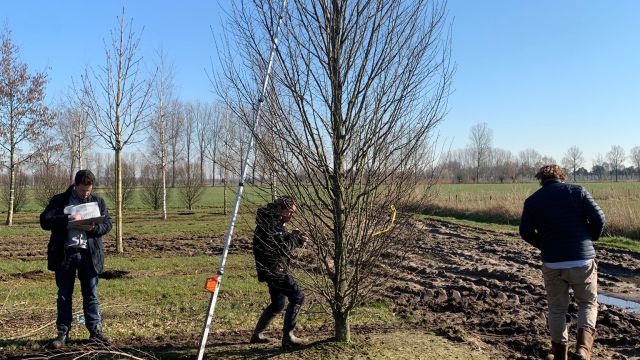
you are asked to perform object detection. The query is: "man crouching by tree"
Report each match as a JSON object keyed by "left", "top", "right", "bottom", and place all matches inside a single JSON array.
[
  {"left": 251, "top": 196, "right": 308, "bottom": 349},
  {"left": 520, "top": 165, "right": 605, "bottom": 360},
  {"left": 40, "top": 170, "right": 112, "bottom": 349}
]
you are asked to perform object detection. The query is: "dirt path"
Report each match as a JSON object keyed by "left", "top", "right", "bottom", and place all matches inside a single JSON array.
[{"left": 388, "top": 219, "right": 640, "bottom": 359}]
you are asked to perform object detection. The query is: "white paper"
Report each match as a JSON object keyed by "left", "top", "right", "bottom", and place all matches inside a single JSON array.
[{"left": 64, "top": 202, "right": 101, "bottom": 219}]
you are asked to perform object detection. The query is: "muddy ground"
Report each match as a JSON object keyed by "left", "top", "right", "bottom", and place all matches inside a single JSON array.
[
  {"left": 2, "top": 219, "right": 639, "bottom": 359},
  {"left": 388, "top": 219, "right": 640, "bottom": 359}
]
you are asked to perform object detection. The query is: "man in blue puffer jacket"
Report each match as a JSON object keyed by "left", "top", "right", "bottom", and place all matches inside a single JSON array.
[{"left": 520, "top": 165, "right": 605, "bottom": 360}]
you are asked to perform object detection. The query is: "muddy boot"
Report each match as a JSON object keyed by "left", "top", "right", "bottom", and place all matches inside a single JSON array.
[
  {"left": 89, "top": 326, "right": 111, "bottom": 344},
  {"left": 545, "top": 341, "right": 568, "bottom": 360},
  {"left": 575, "top": 326, "right": 595, "bottom": 360},
  {"left": 282, "top": 303, "right": 304, "bottom": 349},
  {"left": 250, "top": 308, "right": 278, "bottom": 344},
  {"left": 50, "top": 328, "right": 69, "bottom": 349}
]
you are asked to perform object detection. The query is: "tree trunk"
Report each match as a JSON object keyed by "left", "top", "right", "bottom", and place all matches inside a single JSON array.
[
  {"left": 211, "top": 159, "right": 216, "bottom": 186},
  {"left": 223, "top": 176, "right": 227, "bottom": 215},
  {"left": 69, "top": 155, "right": 76, "bottom": 184},
  {"left": 200, "top": 156, "right": 205, "bottom": 184},
  {"left": 334, "top": 311, "right": 351, "bottom": 342},
  {"left": 5, "top": 152, "right": 15, "bottom": 226},
  {"left": 171, "top": 156, "right": 176, "bottom": 188},
  {"left": 162, "top": 159, "right": 167, "bottom": 221},
  {"left": 115, "top": 148, "right": 124, "bottom": 253}
]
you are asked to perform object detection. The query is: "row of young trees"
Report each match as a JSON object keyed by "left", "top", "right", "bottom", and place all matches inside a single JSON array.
[
  {"left": 443, "top": 122, "right": 640, "bottom": 183},
  {"left": 0, "top": 14, "right": 258, "bottom": 244}
]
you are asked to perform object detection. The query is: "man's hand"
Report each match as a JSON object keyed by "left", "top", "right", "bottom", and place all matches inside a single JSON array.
[
  {"left": 292, "top": 229, "right": 309, "bottom": 245},
  {"left": 68, "top": 214, "right": 95, "bottom": 231}
]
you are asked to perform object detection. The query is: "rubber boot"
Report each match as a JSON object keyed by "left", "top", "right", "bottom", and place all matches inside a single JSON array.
[
  {"left": 51, "top": 328, "right": 69, "bottom": 349},
  {"left": 575, "top": 327, "right": 595, "bottom": 360},
  {"left": 282, "top": 303, "right": 304, "bottom": 349},
  {"left": 545, "top": 341, "right": 568, "bottom": 360},
  {"left": 89, "top": 325, "right": 111, "bottom": 344},
  {"left": 250, "top": 308, "right": 278, "bottom": 344}
]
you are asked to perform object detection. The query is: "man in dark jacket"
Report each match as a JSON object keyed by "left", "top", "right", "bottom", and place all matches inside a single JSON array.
[
  {"left": 520, "top": 165, "right": 605, "bottom": 360},
  {"left": 40, "top": 170, "right": 112, "bottom": 349},
  {"left": 250, "top": 196, "right": 308, "bottom": 348}
]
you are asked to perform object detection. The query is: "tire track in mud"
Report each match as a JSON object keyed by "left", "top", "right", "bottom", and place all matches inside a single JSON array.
[{"left": 387, "top": 219, "right": 640, "bottom": 359}]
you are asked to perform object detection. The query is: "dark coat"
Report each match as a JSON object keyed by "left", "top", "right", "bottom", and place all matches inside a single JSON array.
[
  {"left": 40, "top": 186, "right": 112, "bottom": 274},
  {"left": 252, "top": 204, "right": 304, "bottom": 282},
  {"left": 519, "top": 180, "right": 605, "bottom": 263}
]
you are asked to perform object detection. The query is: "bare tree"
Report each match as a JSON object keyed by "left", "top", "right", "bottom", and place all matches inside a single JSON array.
[
  {"left": 492, "top": 148, "right": 517, "bottom": 183},
  {"left": 147, "top": 49, "right": 175, "bottom": 220},
  {"left": 218, "top": 0, "right": 451, "bottom": 341},
  {"left": 561, "top": 145, "right": 584, "bottom": 182},
  {"left": 31, "top": 126, "right": 68, "bottom": 206},
  {"left": 81, "top": 9, "right": 154, "bottom": 252},
  {"left": 468, "top": 122, "right": 493, "bottom": 183},
  {"left": 204, "top": 104, "right": 224, "bottom": 186},
  {"left": 167, "top": 100, "right": 184, "bottom": 188},
  {"left": 178, "top": 162, "right": 205, "bottom": 211},
  {"left": 0, "top": 26, "right": 56, "bottom": 225},
  {"left": 592, "top": 153, "right": 607, "bottom": 181},
  {"left": 0, "top": 168, "right": 28, "bottom": 213},
  {"left": 216, "top": 109, "right": 241, "bottom": 215},
  {"left": 629, "top": 146, "right": 640, "bottom": 181},
  {"left": 139, "top": 162, "right": 165, "bottom": 210},
  {"left": 518, "top": 148, "right": 542, "bottom": 179},
  {"left": 191, "top": 101, "right": 214, "bottom": 184},
  {"left": 607, "top": 145, "right": 625, "bottom": 182},
  {"left": 57, "top": 104, "right": 93, "bottom": 183},
  {"left": 630, "top": 146, "right": 640, "bottom": 181}
]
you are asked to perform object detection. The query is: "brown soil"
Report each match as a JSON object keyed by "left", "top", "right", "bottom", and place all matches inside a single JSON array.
[
  {"left": 2, "top": 219, "right": 639, "bottom": 359},
  {"left": 387, "top": 219, "right": 640, "bottom": 359}
]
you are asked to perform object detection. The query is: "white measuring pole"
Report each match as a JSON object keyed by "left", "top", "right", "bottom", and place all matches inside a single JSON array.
[{"left": 197, "top": 1, "right": 287, "bottom": 358}]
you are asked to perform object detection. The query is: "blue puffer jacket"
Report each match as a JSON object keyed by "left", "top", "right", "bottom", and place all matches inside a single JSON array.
[{"left": 519, "top": 179, "right": 605, "bottom": 262}]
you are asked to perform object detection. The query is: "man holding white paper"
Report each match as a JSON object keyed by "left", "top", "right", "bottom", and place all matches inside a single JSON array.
[{"left": 40, "top": 170, "right": 112, "bottom": 349}]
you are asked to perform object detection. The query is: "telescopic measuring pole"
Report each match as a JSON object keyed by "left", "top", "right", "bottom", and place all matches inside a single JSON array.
[{"left": 196, "top": 1, "right": 287, "bottom": 359}]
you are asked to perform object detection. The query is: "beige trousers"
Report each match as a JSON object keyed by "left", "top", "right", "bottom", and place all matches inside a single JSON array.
[{"left": 541, "top": 260, "right": 598, "bottom": 344}]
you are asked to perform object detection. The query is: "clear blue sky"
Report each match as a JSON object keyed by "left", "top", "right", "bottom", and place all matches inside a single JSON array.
[{"left": 3, "top": 1, "right": 639, "bottom": 167}]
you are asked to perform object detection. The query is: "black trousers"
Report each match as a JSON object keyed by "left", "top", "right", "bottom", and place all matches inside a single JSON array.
[{"left": 265, "top": 274, "right": 304, "bottom": 313}]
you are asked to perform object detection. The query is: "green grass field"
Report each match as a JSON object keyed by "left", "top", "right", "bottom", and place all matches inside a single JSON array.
[{"left": 427, "top": 181, "right": 640, "bottom": 242}]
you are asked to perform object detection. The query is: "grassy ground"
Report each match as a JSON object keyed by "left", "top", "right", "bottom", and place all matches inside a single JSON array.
[{"left": 0, "top": 253, "right": 494, "bottom": 359}]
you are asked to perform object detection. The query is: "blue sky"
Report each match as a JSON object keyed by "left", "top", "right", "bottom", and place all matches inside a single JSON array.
[{"left": 3, "top": 1, "right": 639, "bottom": 166}]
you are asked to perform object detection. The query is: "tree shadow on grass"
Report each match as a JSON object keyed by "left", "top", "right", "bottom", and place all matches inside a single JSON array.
[
  {"left": 202, "top": 337, "right": 336, "bottom": 359},
  {"left": 1, "top": 336, "right": 337, "bottom": 359}
]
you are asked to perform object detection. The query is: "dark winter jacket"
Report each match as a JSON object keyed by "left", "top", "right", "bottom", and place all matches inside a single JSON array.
[
  {"left": 40, "top": 186, "right": 112, "bottom": 274},
  {"left": 519, "top": 180, "right": 605, "bottom": 263},
  {"left": 252, "top": 203, "right": 304, "bottom": 282}
]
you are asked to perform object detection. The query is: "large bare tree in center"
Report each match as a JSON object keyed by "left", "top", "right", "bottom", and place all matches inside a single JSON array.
[
  {"left": 218, "top": 0, "right": 451, "bottom": 341},
  {"left": 82, "top": 10, "right": 154, "bottom": 253}
]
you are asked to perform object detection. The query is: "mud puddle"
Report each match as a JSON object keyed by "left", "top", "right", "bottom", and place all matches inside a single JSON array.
[{"left": 598, "top": 293, "right": 640, "bottom": 314}]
